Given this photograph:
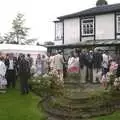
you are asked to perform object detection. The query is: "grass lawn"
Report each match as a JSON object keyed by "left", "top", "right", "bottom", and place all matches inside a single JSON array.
[
  {"left": 0, "top": 87, "right": 120, "bottom": 120},
  {"left": 0, "top": 88, "right": 45, "bottom": 120}
]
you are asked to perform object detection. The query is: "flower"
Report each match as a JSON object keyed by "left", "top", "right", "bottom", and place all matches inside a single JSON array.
[
  {"left": 114, "top": 78, "right": 120, "bottom": 87},
  {"left": 43, "top": 74, "right": 49, "bottom": 78},
  {"left": 37, "top": 80, "right": 41, "bottom": 83},
  {"left": 109, "top": 62, "right": 118, "bottom": 72},
  {"left": 32, "top": 79, "right": 36, "bottom": 82}
]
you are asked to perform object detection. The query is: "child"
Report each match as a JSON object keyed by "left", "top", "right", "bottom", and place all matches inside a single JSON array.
[{"left": 101, "top": 74, "right": 108, "bottom": 89}]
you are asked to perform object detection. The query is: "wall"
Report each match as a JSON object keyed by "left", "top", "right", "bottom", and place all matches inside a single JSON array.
[
  {"left": 54, "top": 40, "right": 63, "bottom": 45},
  {"left": 81, "top": 37, "right": 94, "bottom": 41},
  {"left": 55, "top": 13, "right": 116, "bottom": 45},
  {"left": 64, "top": 18, "right": 80, "bottom": 44},
  {"left": 95, "top": 13, "right": 115, "bottom": 40}
]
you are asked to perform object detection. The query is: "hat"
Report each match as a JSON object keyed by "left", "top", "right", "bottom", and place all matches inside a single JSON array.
[
  {"left": 89, "top": 50, "right": 93, "bottom": 53},
  {"left": 58, "top": 50, "right": 62, "bottom": 53}
]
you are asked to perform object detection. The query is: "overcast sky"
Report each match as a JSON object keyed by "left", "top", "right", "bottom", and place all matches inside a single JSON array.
[{"left": 0, "top": 0, "right": 120, "bottom": 44}]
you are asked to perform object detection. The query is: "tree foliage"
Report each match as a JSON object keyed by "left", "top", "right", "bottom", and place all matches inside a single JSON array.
[
  {"left": 24, "top": 38, "right": 37, "bottom": 45},
  {"left": 96, "top": 0, "right": 108, "bottom": 6},
  {"left": 3, "top": 32, "right": 16, "bottom": 44}
]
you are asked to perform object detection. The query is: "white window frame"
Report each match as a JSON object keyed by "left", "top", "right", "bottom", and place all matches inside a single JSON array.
[
  {"left": 116, "top": 15, "right": 120, "bottom": 33},
  {"left": 81, "top": 18, "right": 94, "bottom": 36},
  {"left": 55, "top": 22, "right": 63, "bottom": 41}
]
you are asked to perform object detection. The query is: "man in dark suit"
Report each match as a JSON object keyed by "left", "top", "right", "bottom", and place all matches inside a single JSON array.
[
  {"left": 18, "top": 54, "right": 30, "bottom": 94},
  {"left": 5, "top": 53, "right": 17, "bottom": 88},
  {"left": 85, "top": 50, "right": 94, "bottom": 83}
]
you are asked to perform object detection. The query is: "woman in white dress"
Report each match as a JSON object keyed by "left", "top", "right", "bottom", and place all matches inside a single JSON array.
[
  {"left": 35, "top": 54, "right": 42, "bottom": 76},
  {"left": 41, "top": 55, "right": 47, "bottom": 74},
  {"left": 68, "top": 53, "right": 75, "bottom": 73},
  {"left": 0, "top": 56, "right": 7, "bottom": 93}
]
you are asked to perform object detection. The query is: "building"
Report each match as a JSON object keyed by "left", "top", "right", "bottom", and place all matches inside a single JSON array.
[{"left": 54, "top": 1, "right": 120, "bottom": 47}]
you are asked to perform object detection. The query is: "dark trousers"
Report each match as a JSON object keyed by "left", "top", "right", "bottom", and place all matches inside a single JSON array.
[
  {"left": 6, "top": 70, "right": 16, "bottom": 88},
  {"left": 19, "top": 73, "right": 29, "bottom": 94}
]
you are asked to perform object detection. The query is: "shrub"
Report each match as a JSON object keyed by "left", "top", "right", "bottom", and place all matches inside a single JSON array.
[{"left": 29, "top": 74, "right": 64, "bottom": 98}]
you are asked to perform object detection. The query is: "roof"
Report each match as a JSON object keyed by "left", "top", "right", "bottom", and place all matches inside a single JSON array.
[
  {"left": 46, "top": 40, "right": 120, "bottom": 49},
  {"left": 0, "top": 44, "right": 47, "bottom": 53},
  {"left": 58, "top": 3, "right": 120, "bottom": 19}
]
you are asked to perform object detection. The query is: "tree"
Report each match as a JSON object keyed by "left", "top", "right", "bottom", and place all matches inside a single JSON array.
[
  {"left": 0, "top": 13, "right": 36, "bottom": 45},
  {"left": 96, "top": 0, "right": 108, "bottom": 6},
  {"left": 3, "top": 32, "right": 16, "bottom": 44},
  {"left": 12, "top": 13, "right": 30, "bottom": 44},
  {"left": 0, "top": 34, "right": 4, "bottom": 43}
]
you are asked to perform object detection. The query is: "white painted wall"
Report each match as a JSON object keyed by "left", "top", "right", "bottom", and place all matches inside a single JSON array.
[
  {"left": 64, "top": 18, "right": 80, "bottom": 44},
  {"left": 82, "top": 37, "right": 94, "bottom": 41},
  {"left": 96, "top": 13, "right": 115, "bottom": 40},
  {"left": 54, "top": 40, "right": 63, "bottom": 45}
]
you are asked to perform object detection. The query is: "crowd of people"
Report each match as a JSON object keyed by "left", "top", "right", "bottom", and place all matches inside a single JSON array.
[
  {"left": 0, "top": 49, "right": 120, "bottom": 94},
  {"left": 47, "top": 49, "right": 120, "bottom": 90},
  {"left": 0, "top": 53, "right": 48, "bottom": 94},
  {"left": 0, "top": 53, "right": 29, "bottom": 94},
  {"left": 66, "top": 49, "right": 120, "bottom": 89}
]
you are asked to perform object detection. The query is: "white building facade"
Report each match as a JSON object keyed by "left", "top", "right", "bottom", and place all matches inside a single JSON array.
[{"left": 54, "top": 3, "right": 120, "bottom": 46}]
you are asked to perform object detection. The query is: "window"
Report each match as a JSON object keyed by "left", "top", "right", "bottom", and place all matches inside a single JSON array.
[
  {"left": 117, "top": 15, "right": 120, "bottom": 33},
  {"left": 55, "top": 22, "right": 63, "bottom": 40},
  {"left": 81, "top": 18, "right": 94, "bottom": 36}
]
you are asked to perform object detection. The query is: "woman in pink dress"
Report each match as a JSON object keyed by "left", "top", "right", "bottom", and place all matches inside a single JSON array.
[{"left": 68, "top": 52, "right": 79, "bottom": 73}]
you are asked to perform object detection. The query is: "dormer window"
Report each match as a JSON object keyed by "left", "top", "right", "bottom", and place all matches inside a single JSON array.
[
  {"left": 116, "top": 15, "right": 120, "bottom": 33},
  {"left": 81, "top": 18, "right": 94, "bottom": 36}
]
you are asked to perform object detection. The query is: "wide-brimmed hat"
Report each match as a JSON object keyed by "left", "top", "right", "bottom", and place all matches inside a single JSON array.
[{"left": 89, "top": 50, "right": 93, "bottom": 53}]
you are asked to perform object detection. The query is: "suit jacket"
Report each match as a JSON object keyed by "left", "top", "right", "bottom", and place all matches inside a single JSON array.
[
  {"left": 18, "top": 58, "right": 30, "bottom": 75},
  {"left": 54, "top": 54, "right": 64, "bottom": 70},
  {"left": 5, "top": 57, "right": 18, "bottom": 71}
]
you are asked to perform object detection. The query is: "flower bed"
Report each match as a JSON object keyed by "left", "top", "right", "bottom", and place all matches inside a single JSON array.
[{"left": 29, "top": 74, "right": 64, "bottom": 98}]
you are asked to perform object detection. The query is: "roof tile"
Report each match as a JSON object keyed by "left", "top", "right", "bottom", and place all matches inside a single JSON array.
[{"left": 58, "top": 3, "right": 120, "bottom": 19}]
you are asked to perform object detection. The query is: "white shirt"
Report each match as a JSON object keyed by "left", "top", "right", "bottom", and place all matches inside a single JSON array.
[
  {"left": 49, "top": 56, "right": 55, "bottom": 68},
  {"left": 102, "top": 53, "right": 112, "bottom": 68},
  {"left": 9, "top": 60, "right": 14, "bottom": 70}
]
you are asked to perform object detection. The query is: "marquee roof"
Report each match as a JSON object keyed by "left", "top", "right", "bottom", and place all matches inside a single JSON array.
[
  {"left": 46, "top": 40, "right": 120, "bottom": 49},
  {"left": 0, "top": 44, "right": 47, "bottom": 53}
]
